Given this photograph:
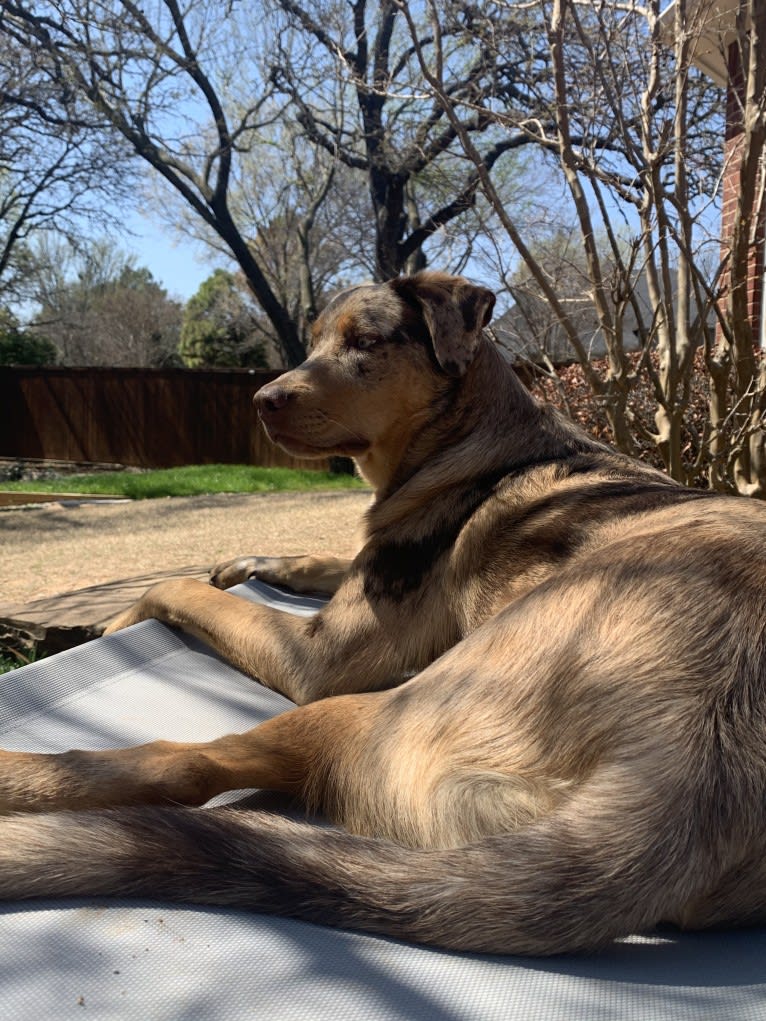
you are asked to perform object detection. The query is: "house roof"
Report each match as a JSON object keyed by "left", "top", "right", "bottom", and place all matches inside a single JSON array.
[{"left": 659, "top": 0, "right": 742, "bottom": 86}]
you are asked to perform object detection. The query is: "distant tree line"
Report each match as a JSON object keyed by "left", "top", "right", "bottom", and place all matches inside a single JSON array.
[{"left": 0, "top": 240, "right": 272, "bottom": 369}]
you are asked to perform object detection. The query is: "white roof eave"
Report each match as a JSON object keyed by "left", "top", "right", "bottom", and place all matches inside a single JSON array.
[{"left": 659, "top": 0, "right": 743, "bottom": 86}]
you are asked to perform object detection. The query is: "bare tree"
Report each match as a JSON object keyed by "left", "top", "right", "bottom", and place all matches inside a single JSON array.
[
  {"left": 31, "top": 239, "right": 182, "bottom": 367},
  {"left": 0, "top": 0, "right": 312, "bottom": 365},
  {"left": 398, "top": 0, "right": 766, "bottom": 496},
  {"left": 267, "top": 0, "right": 555, "bottom": 279},
  {"left": 155, "top": 125, "right": 359, "bottom": 343},
  {"left": 0, "top": 27, "right": 131, "bottom": 304},
  {"left": 709, "top": 0, "right": 766, "bottom": 496},
  {"left": 1, "top": 0, "right": 577, "bottom": 369}
]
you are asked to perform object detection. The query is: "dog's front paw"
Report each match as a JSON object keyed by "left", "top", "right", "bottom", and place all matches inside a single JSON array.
[
  {"left": 209, "top": 555, "right": 263, "bottom": 590},
  {"left": 210, "top": 555, "right": 342, "bottom": 593}
]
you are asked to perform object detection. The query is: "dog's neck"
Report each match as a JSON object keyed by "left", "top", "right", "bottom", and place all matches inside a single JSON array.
[{"left": 360, "top": 339, "right": 607, "bottom": 527}]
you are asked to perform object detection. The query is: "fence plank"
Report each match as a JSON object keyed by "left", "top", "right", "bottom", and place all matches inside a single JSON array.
[{"left": 0, "top": 367, "right": 328, "bottom": 470}]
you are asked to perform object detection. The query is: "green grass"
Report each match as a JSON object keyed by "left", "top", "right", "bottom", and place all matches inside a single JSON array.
[
  {"left": 0, "top": 654, "right": 19, "bottom": 675},
  {"left": 0, "top": 646, "right": 47, "bottom": 674},
  {"left": 0, "top": 464, "right": 368, "bottom": 500}
]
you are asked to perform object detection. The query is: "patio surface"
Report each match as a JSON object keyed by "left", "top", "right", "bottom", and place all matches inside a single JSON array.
[{"left": 0, "top": 489, "right": 369, "bottom": 656}]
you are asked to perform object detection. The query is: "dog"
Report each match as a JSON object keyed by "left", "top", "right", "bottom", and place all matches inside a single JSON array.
[{"left": 1, "top": 270, "right": 766, "bottom": 956}]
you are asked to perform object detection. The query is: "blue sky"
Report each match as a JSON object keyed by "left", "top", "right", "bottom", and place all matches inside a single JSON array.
[{"left": 119, "top": 210, "right": 213, "bottom": 304}]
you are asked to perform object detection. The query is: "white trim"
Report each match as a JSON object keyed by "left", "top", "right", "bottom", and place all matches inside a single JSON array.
[{"left": 659, "top": 0, "right": 742, "bottom": 86}]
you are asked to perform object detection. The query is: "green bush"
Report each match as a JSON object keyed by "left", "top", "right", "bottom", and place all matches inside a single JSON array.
[
  {"left": 179, "top": 270, "right": 267, "bottom": 368},
  {"left": 0, "top": 318, "right": 57, "bottom": 366}
]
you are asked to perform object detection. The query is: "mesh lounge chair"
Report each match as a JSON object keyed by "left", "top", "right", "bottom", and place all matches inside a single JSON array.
[{"left": 2, "top": 579, "right": 765, "bottom": 1020}]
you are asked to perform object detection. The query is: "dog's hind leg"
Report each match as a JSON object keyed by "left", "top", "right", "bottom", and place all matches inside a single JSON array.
[
  {"left": 0, "top": 681, "right": 566, "bottom": 850},
  {"left": 0, "top": 695, "right": 379, "bottom": 817},
  {"left": 0, "top": 755, "right": 746, "bottom": 955}
]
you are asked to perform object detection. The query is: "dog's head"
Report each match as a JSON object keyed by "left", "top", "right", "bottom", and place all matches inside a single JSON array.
[{"left": 254, "top": 271, "right": 495, "bottom": 482}]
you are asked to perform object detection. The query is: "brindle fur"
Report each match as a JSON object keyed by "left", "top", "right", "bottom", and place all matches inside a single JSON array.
[{"left": 1, "top": 271, "right": 766, "bottom": 955}]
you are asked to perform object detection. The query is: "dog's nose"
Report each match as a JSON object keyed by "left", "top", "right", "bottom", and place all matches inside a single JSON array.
[{"left": 255, "top": 385, "right": 291, "bottom": 415}]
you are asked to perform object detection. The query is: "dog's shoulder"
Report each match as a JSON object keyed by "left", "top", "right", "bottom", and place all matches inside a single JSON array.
[{"left": 357, "top": 467, "right": 506, "bottom": 601}]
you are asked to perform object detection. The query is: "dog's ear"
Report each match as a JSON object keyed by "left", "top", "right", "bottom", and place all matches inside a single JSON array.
[{"left": 390, "top": 273, "right": 496, "bottom": 376}]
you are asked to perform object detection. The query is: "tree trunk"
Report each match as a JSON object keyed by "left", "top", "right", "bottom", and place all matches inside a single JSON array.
[
  {"left": 214, "top": 207, "right": 306, "bottom": 368},
  {"left": 370, "top": 167, "right": 408, "bottom": 280}
]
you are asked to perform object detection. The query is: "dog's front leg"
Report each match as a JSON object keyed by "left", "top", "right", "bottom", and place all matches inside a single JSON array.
[{"left": 104, "top": 576, "right": 412, "bottom": 705}]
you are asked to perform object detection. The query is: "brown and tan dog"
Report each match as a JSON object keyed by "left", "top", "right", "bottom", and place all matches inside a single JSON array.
[{"left": 1, "top": 271, "right": 766, "bottom": 955}]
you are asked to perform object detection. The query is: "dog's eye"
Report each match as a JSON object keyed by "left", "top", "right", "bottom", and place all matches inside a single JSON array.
[{"left": 351, "top": 333, "right": 380, "bottom": 351}]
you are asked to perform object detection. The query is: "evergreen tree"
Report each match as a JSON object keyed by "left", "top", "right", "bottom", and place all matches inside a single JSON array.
[
  {"left": 0, "top": 310, "right": 57, "bottom": 365},
  {"left": 179, "top": 271, "right": 267, "bottom": 368}
]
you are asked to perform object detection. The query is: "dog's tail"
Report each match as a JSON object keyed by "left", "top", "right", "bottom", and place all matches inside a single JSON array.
[{"left": 0, "top": 787, "right": 713, "bottom": 955}]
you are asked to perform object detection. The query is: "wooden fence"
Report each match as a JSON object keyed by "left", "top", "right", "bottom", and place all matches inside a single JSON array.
[{"left": 0, "top": 366, "right": 329, "bottom": 470}]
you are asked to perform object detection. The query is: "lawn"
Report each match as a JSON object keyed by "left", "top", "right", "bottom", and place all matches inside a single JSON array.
[{"left": 0, "top": 464, "right": 368, "bottom": 500}]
